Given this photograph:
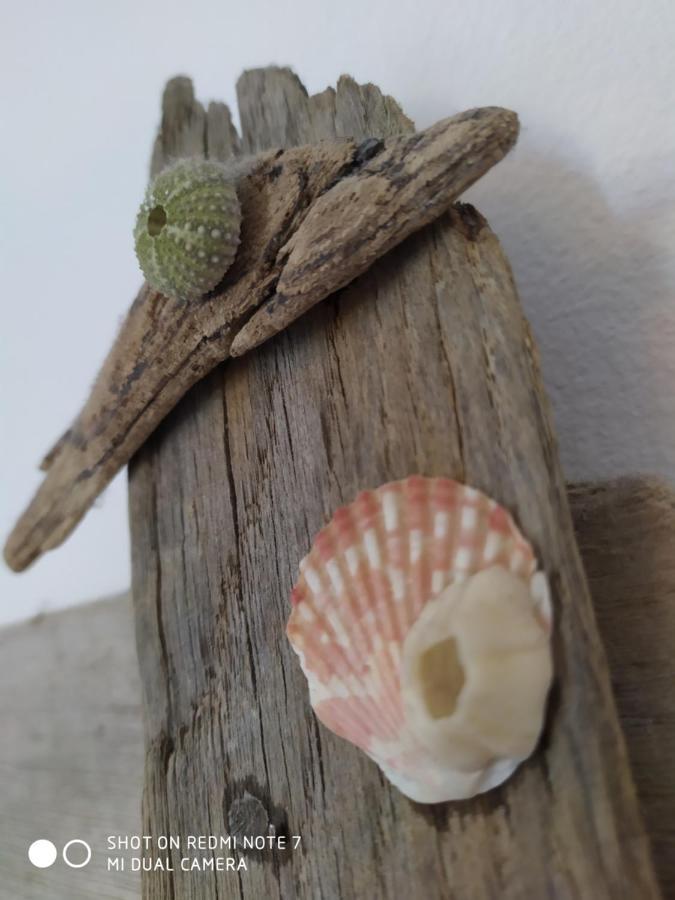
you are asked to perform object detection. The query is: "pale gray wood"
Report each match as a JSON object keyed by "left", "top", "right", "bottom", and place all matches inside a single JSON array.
[
  {"left": 2, "top": 478, "right": 672, "bottom": 897},
  {"left": 128, "top": 69, "right": 659, "bottom": 899},
  {"left": 0, "top": 595, "right": 143, "bottom": 899}
]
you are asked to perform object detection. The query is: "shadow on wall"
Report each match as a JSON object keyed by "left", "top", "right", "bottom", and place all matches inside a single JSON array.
[{"left": 467, "top": 149, "right": 675, "bottom": 483}]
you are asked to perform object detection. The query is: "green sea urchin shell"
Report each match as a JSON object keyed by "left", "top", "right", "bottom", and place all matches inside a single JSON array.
[{"left": 134, "top": 158, "right": 241, "bottom": 301}]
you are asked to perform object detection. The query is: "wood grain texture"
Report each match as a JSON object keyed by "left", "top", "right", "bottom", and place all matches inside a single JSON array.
[
  {"left": 2, "top": 478, "right": 672, "bottom": 897},
  {"left": 230, "top": 106, "right": 520, "bottom": 355},
  {"left": 0, "top": 595, "right": 142, "bottom": 899},
  {"left": 4, "top": 77, "right": 517, "bottom": 576},
  {"left": 128, "top": 68, "right": 659, "bottom": 899},
  {"left": 569, "top": 477, "right": 675, "bottom": 898}
]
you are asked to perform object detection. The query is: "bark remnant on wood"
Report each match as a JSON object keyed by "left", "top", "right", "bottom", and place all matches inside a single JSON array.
[{"left": 128, "top": 68, "right": 659, "bottom": 898}]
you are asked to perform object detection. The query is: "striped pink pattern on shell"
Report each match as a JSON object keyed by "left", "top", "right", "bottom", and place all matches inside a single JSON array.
[{"left": 287, "top": 476, "right": 536, "bottom": 759}]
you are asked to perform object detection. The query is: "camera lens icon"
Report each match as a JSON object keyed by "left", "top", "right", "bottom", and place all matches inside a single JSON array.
[
  {"left": 28, "top": 838, "right": 92, "bottom": 869},
  {"left": 28, "top": 840, "right": 57, "bottom": 869},
  {"left": 62, "top": 839, "right": 92, "bottom": 868}
]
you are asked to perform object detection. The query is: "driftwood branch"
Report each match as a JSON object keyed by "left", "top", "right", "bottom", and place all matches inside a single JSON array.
[
  {"left": 230, "top": 108, "right": 518, "bottom": 355},
  {"left": 4, "top": 86, "right": 517, "bottom": 572},
  {"left": 128, "top": 68, "right": 658, "bottom": 899}
]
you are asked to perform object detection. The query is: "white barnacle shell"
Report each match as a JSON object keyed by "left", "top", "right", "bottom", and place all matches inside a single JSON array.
[
  {"left": 395, "top": 566, "right": 552, "bottom": 801},
  {"left": 286, "top": 476, "right": 553, "bottom": 804},
  {"left": 133, "top": 158, "right": 241, "bottom": 301}
]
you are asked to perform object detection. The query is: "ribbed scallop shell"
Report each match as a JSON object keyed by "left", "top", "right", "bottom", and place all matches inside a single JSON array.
[
  {"left": 134, "top": 158, "right": 241, "bottom": 301},
  {"left": 287, "top": 475, "right": 552, "bottom": 803}
]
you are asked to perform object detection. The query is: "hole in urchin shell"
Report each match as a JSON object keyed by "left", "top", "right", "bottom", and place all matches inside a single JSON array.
[
  {"left": 419, "top": 636, "right": 465, "bottom": 719},
  {"left": 147, "top": 205, "right": 167, "bottom": 236}
]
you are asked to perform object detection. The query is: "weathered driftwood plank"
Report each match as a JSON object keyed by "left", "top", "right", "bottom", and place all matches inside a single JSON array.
[
  {"left": 129, "top": 68, "right": 659, "bottom": 899},
  {"left": 0, "top": 595, "right": 142, "bottom": 900},
  {"left": 2, "top": 478, "right": 672, "bottom": 898},
  {"left": 4, "top": 80, "right": 517, "bottom": 574},
  {"left": 569, "top": 477, "right": 675, "bottom": 898}
]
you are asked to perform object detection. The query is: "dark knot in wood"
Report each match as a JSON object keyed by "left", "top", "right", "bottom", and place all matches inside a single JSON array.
[{"left": 227, "top": 791, "right": 270, "bottom": 842}]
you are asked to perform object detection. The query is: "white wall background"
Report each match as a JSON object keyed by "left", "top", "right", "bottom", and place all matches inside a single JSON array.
[{"left": 1, "top": 0, "right": 673, "bottom": 626}]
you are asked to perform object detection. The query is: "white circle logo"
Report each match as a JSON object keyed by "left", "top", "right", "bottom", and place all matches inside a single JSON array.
[
  {"left": 62, "top": 839, "right": 92, "bottom": 868},
  {"left": 28, "top": 839, "right": 58, "bottom": 868}
]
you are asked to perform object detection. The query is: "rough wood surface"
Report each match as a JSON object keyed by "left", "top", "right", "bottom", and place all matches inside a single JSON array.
[
  {"left": 4, "top": 79, "right": 517, "bottom": 576},
  {"left": 128, "top": 68, "right": 659, "bottom": 899},
  {"left": 569, "top": 477, "right": 675, "bottom": 898},
  {"left": 2, "top": 478, "right": 672, "bottom": 897},
  {"left": 0, "top": 595, "right": 142, "bottom": 899}
]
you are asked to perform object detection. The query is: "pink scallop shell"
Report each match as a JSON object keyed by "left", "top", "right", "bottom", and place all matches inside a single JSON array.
[{"left": 287, "top": 476, "right": 549, "bottom": 802}]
